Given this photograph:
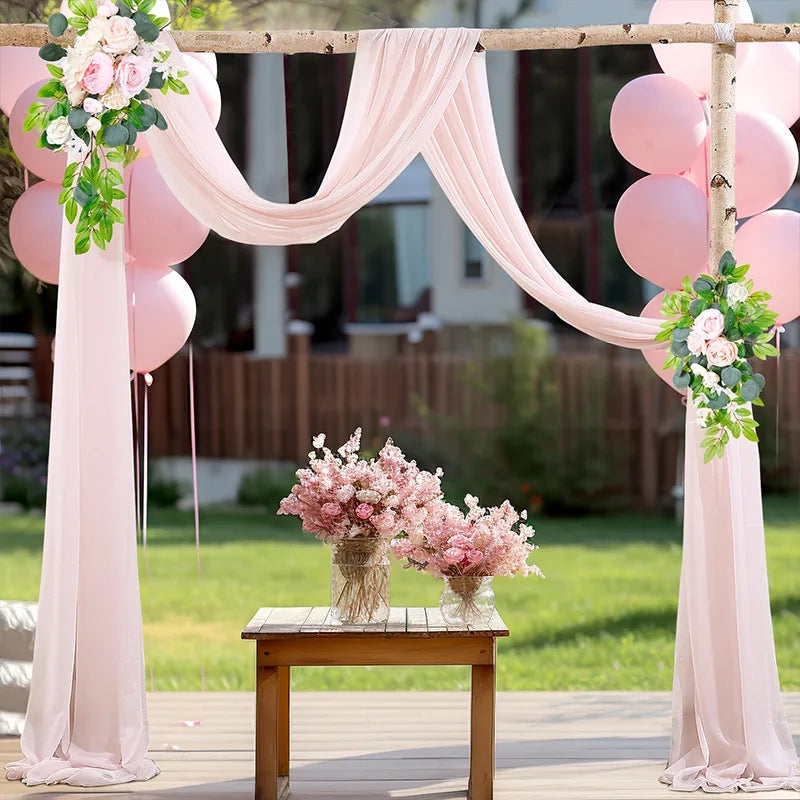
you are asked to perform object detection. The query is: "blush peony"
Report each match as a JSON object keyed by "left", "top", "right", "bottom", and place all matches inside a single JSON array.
[
  {"left": 687, "top": 330, "right": 707, "bottom": 356},
  {"left": 705, "top": 337, "right": 739, "bottom": 368},
  {"left": 115, "top": 54, "right": 153, "bottom": 98},
  {"left": 80, "top": 52, "right": 115, "bottom": 95},
  {"left": 692, "top": 308, "right": 725, "bottom": 340}
]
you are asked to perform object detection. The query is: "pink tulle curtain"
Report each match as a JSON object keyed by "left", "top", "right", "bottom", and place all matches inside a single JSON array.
[{"left": 6, "top": 26, "right": 798, "bottom": 793}]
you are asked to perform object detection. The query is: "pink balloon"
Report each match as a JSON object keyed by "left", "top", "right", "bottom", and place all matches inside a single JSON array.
[
  {"left": 737, "top": 42, "right": 800, "bottom": 129},
  {"left": 9, "top": 182, "right": 63, "bottom": 285},
  {"left": 734, "top": 111, "right": 799, "bottom": 219},
  {"left": 649, "top": 0, "right": 754, "bottom": 97},
  {"left": 614, "top": 175, "right": 709, "bottom": 290},
  {"left": 127, "top": 262, "right": 197, "bottom": 374},
  {"left": 610, "top": 74, "right": 707, "bottom": 175},
  {"left": 735, "top": 210, "right": 800, "bottom": 325},
  {"left": 0, "top": 47, "right": 49, "bottom": 117},
  {"left": 640, "top": 291, "right": 682, "bottom": 393},
  {"left": 185, "top": 52, "right": 218, "bottom": 78},
  {"left": 126, "top": 158, "right": 210, "bottom": 265},
  {"left": 9, "top": 81, "right": 68, "bottom": 184}
]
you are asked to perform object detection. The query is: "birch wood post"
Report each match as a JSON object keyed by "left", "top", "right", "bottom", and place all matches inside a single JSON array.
[
  {"left": 708, "top": 0, "right": 739, "bottom": 276},
  {"left": 0, "top": 22, "right": 799, "bottom": 50}
]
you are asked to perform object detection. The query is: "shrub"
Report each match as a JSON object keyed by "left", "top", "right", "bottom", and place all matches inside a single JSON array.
[
  {"left": 238, "top": 467, "right": 300, "bottom": 511},
  {"left": 0, "top": 415, "right": 50, "bottom": 509}
]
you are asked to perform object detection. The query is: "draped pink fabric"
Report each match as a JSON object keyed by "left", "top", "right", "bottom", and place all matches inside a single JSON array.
[
  {"left": 4, "top": 187, "right": 157, "bottom": 786},
  {"left": 6, "top": 26, "right": 797, "bottom": 793}
]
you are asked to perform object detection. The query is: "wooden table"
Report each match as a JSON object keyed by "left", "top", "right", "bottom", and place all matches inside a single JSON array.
[{"left": 242, "top": 606, "right": 509, "bottom": 800}]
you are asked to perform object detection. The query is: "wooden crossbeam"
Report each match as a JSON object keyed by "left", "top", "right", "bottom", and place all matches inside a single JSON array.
[{"left": 0, "top": 22, "right": 798, "bottom": 52}]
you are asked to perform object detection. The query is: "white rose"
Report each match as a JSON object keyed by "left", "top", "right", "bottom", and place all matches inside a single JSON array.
[
  {"left": 726, "top": 282, "right": 749, "bottom": 304},
  {"left": 45, "top": 116, "right": 73, "bottom": 146},
  {"left": 102, "top": 16, "right": 139, "bottom": 55},
  {"left": 66, "top": 83, "right": 87, "bottom": 106},
  {"left": 702, "top": 371, "right": 720, "bottom": 390},
  {"left": 356, "top": 489, "right": 381, "bottom": 504},
  {"left": 695, "top": 407, "right": 714, "bottom": 428},
  {"left": 83, "top": 97, "right": 104, "bottom": 115},
  {"left": 81, "top": 17, "right": 107, "bottom": 47},
  {"left": 86, "top": 116, "right": 101, "bottom": 134},
  {"left": 102, "top": 86, "right": 129, "bottom": 111}
]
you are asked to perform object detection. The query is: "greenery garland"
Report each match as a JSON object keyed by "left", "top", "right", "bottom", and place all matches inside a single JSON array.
[
  {"left": 656, "top": 252, "right": 779, "bottom": 462},
  {"left": 24, "top": 0, "right": 203, "bottom": 254}
]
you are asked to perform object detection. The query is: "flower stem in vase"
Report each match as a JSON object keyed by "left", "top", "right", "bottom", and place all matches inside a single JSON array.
[{"left": 330, "top": 538, "right": 391, "bottom": 624}]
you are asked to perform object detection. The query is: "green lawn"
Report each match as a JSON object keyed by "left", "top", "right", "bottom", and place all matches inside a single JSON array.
[{"left": 1, "top": 496, "right": 798, "bottom": 692}]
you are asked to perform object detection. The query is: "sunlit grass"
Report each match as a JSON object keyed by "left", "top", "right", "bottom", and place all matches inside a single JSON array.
[{"left": 1, "top": 496, "right": 798, "bottom": 691}]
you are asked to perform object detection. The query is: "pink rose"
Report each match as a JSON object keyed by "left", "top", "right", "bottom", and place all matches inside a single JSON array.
[
  {"left": 355, "top": 503, "right": 374, "bottom": 520},
  {"left": 102, "top": 16, "right": 139, "bottom": 55},
  {"left": 705, "top": 337, "right": 739, "bottom": 368},
  {"left": 115, "top": 54, "right": 153, "bottom": 98},
  {"left": 83, "top": 97, "right": 104, "bottom": 115},
  {"left": 687, "top": 330, "right": 707, "bottom": 356},
  {"left": 80, "top": 52, "right": 114, "bottom": 95},
  {"left": 465, "top": 549, "right": 484, "bottom": 565},
  {"left": 321, "top": 502, "right": 341, "bottom": 518},
  {"left": 693, "top": 308, "right": 725, "bottom": 341},
  {"left": 443, "top": 547, "right": 465, "bottom": 566}
]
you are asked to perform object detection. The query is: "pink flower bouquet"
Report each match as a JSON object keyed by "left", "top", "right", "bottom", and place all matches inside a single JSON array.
[
  {"left": 392, "top": 494, "right": 543, "bottom": 624},
  {"left": 278, "top": 429, "right": 443, "bottom": 623}
]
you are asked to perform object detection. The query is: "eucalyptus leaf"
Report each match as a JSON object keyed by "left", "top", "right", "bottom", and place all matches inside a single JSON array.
[
  {"left": 688, "top": 298, "right": 707, "bottom": 317},
  {"left": 720, "top": 366, "right": 741, "bottom": 387},
  {"left": 672, "top": 327, "right": 691, "bottom": 343},
  {"left": 740, "top": 380, "right": 761, "bottom": 403},
  {"left": 672, "top": 371, "right": 691, "bottom": 390},
  {"left": 135, "top": 20, "right": 160, "bottom": 42},
  {"left": 103, "top": 124, "right": 128, "bottom": 147},
  {"left": 752, "top": 373, "right": 766, "bottom": 390},
  {"left": 115, "top": 0, "right": 132, "bottom": 16},
  {"left": 39, "top": 42, "right": 67, "bottom": 61},
  {"left": 670, "top": 339, "right": 690, "bottom": 358},
  {"left": 718, "top": 251, "right": 736, "bottom": 276},
  {"left": 707, "top": 392, "right": 730, "bottom": 411},
  {"left": 48, "top": 12, "right": 69, "bottom": 37},
  {"left": 692, "top": 277, "right": 714, "bottom": 294},
  {"left": 68, "top": 108, "right": 90, "bottom": 130}
]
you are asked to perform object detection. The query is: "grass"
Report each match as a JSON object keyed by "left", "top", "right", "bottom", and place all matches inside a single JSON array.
[{"left": 1, "top": 496, "right": 798, "bottom": 692}]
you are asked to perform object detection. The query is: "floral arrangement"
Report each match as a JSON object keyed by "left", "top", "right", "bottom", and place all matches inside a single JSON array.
[
  {"left": 277, "top": 429, "right": 443, "bottom": 543},
  {"left": 656, "top": 252, "right": 779, "bottom": 462},
  {"left": 24, "top": 0, "right": 203, "bottom": 254},
  {"left": 391, "top": 494, "right": 543, "bottom": 580}
]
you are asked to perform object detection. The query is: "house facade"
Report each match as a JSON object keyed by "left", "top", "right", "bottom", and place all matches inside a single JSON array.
[{"left": 184, "top": 0, "right": 800, "bottom": 357}]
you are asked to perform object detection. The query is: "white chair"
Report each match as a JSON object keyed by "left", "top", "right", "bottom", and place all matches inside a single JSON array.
[
  {"left": 0, "top": 601, "right": 37, "bottom": 736},
  {"left": 0, "top": 333, "right": 37, "bottom": 418}
]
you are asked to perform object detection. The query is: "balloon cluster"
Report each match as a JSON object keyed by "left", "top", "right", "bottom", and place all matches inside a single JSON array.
[
  {"left": 1, "top": 2, "right": 218, "bottom": 374},
  {"left": 609, "top": 0, "right": 800, "bottom": 384}
]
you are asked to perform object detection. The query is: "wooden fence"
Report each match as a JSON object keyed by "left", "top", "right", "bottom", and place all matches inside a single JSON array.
[{"left": 142, "top": 347, "right": 797, "bottom": 507}]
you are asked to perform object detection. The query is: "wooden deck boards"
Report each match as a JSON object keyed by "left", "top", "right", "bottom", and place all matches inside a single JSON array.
[{"left": 3, "top": 692, "right": 800, "bottom": 799}]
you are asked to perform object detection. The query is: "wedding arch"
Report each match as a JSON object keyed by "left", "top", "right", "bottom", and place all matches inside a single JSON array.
[{"left": 2, "top": 4, "right": 800, "bottom": 793}]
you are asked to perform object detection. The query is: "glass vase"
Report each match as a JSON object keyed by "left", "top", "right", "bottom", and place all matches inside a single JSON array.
[
  {"left": 439, "top": 576, "right": 495, "bottom": 626},
  {"left": 330, "top": 537, "right": 391, "bottom": 624}
]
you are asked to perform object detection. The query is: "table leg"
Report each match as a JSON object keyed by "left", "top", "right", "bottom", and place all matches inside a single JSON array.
[
  {"left": 256, "top": 661, "right": 279, "bottom": 800},
  {"left": 469, "top": 660, "right": 496, "bottom": 800},
  {"left": 278, "top": 666, "right": 290, "bottom": 778}
]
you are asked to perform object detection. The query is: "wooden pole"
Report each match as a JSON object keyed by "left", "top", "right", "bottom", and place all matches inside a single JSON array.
[
  {"left": 0, "top": 21, "right": 798, "bottom": 52},
  {"left": 708, "top": 0, "right": 739, "bottom": 275}
]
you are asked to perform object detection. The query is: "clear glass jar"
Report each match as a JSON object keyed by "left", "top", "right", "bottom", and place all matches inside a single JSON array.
[
  {"left": 330, "top": 538, "right": 391, "bottom": 624},
  {"left": 440, "top": 576, "right": 495, "bottom": 626}
]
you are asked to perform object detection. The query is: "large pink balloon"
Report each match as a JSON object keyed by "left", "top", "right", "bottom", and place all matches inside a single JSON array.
[
  {"left": 735, "top": 111, "right": 799, "bottom": 219},
  {"left": 735, "top": 210, "right": 800, "bottom": 325},
  {"left": 737, "top": 42, "right": 800, "bottom": 128},
  {"left": 614, "top": 175, "right": 709, "bottom": 290},
  {"left": 126, "top": 158, "right": 210, "bottom": 265},
  {"left": 127, "top": 262, "right": 197, "bottom": 374},
  {"left": 0, "top": 47, "right": 49, "bottom": 116},
  {"left": 610, "top": 74, "right": 707, "bottom": 175},
  {"left": 9, "top": 182, "right": 62, "bottom": 285},
  {"left": 9, "top": 82, "right": 68, "bottom": 184},
  {"left": 186, "top": 52, "right": 218, "bottom": 79},
  {"left": 640, "top": 291, "right": 683, "bottom": 393},
  {"left": 649, "top": 0, "right": 753, "bottom": 97}
]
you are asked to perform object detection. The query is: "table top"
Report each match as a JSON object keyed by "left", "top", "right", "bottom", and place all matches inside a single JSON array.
[{"left": 242, "top": 607, "right": 509, "bottom": 639}]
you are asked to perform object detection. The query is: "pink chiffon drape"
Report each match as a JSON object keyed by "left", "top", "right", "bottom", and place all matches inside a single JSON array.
[{"left": 6, "top": 26, "right": 797, "bottom": 793}]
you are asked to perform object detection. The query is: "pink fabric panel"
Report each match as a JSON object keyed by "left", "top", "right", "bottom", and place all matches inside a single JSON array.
[
  {"left": 4, "top": 169, "right": 157, "bottom": 786},
  {"left": 423, "top": 55, "right": 662, "bottom": 349},
  {"left": 146, "top": 28, "right": 481, "bottom": 245},
  {"left": 423, "top": 53, "right": 798, "bottom": 790},
  {"left": 662, "top": 403, "right": 799, "bottom": 792}
]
